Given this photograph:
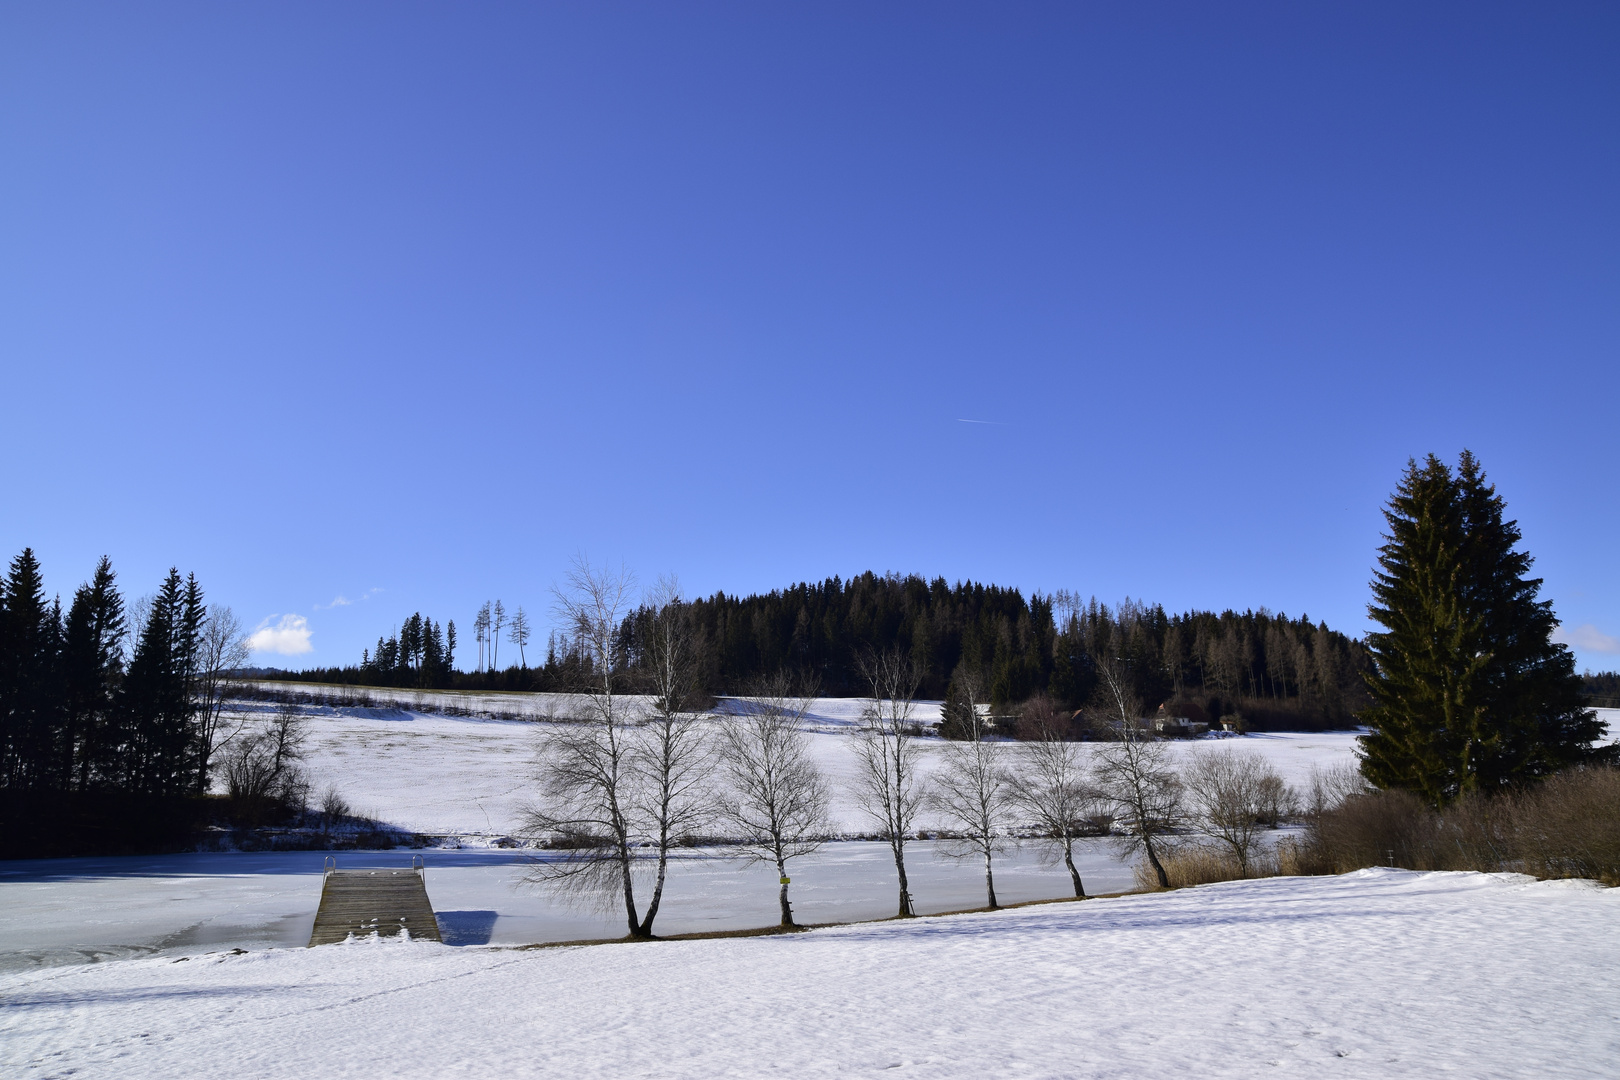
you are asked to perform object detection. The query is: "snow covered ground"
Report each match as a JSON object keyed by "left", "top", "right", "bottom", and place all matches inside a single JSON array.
[
  {"left": 4, "top": 869, "right": 1615, "bottom": 1079},
  {"left": 270, "top": 694, "right": 1371, "bottom": 838}
]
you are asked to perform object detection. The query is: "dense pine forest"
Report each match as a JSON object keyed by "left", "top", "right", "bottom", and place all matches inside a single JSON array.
[
  {"left": 1581, "top": 671, "right": 1620, "bottom": 709},
  {"left": 629, "top": 574, "right": 1375, "bottom": 729},
  {"left": 286, "top": 572, "right": 1377, "bottom": 731},
  {"left": 0, "top": 549, "right": 249, "bottom": 855}
]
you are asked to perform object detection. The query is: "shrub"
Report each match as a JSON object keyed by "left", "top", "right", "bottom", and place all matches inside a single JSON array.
[
  {"left": 1301, "top": 765, "right": 1620, "bottom": 884},
  {"left": 1180, "top": 746, "right": 1296, "bottom": 875},
  {"left": 1276, "top": 835, "right": 1335, "bottom": 876},
  {"left": 1511, "top": 766, "right": 1620, "bottom": 885},
  {"left": 1311, "top": 787, "right": 1432, "bottom": 871},
  {"left": 1132, "top": 842, "right": 1281, "bottom": 889},
  {"left": 221, "top": 703, "right": 310, "bottom": 825},
  {"left": 318, "top": 786, "right": 351, "bottom": 832}
]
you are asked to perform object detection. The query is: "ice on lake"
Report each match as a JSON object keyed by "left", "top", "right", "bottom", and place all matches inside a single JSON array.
[{"left": 0, "top": 839, "right": 1140, "bottom": 971}]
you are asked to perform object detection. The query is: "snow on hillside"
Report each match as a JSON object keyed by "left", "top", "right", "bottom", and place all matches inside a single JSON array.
[
  {"left": 3, "top": 869, "right": 1615, "bottom": 1079},
  {"left": 262, "top": 693, "right": 1368, "bottom": 838}
]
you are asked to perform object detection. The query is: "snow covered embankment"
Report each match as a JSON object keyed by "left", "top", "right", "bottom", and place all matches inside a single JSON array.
[{"left": 3, "top": 869, "right": 1615, "bottom": 1079}]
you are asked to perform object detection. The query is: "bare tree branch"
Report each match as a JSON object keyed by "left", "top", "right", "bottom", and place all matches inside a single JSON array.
[
  {"left": 521, "top": 558, "right": 648, "bottom": 936},
  {"left": 1090, "top": 656, "right": 1183, "bottom": 888},
  {"left": 716, "top": 670, "right": 830, "bottom": 926},
  {"left": 929, "top": 668, "right": 1014, "bottom": 908},
  {"left": 194, "top": 604, "right": 250, "bottom": 794},
  {"left": 1011, "top": 725, "right": 1106, "bottom": 898},
  {"left": 628, "top": 576, "right": 714, "bottom": 937},
  {"left": 1182, "top": 745, "right": 1296, "bottom": 876},
  {"left": 852, "top": 648, "right": 925, "bottom": 917}
]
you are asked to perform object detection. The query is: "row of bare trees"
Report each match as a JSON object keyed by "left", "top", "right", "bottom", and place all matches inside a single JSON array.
[
  {"left": 522, "top": 563, "right": 1300, "bottom": 938},
  {"left": 876, "top": 653, "right": 1299, "bottom": 907}
]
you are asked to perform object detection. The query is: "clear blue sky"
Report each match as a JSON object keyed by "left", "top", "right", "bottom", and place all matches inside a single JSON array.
[{"left": 3, "top": 3, "right": 1616, "bottom": 671}]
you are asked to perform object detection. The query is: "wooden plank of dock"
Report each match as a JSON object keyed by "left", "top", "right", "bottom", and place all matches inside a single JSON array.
[{"left": 309, "top": 868, "right": 443, "bottom": 946}]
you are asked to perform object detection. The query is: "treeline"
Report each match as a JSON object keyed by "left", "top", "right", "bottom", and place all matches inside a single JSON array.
[
  {"left": 286, "top": 613, "right": 460, "bottom": 690},
  {"left": 1, "top": 549, "right": 250, "bottom": 855},
  {"left": 359, "top": 613, "right": 457, "bottom": 688},
  {"left": 278, "top": 572, "right": 1371, "bottom": 729},
  {"left": 614, "top": 574, "right": 1371, "bottom": 728},
  {"left": 0, "top": 548, "right": 247, "bottom": 796},
  {"left": 1581, "top": 671, "right": 1620, "bottom": 709}
]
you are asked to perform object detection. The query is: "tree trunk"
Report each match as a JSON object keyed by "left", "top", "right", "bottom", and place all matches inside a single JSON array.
[
  {"left": 1063, "top": 837, "right": 1087, "bottom": 898},
  {"left": 983, "top": 848, "right": 998, "bottom": 910},
  {"left": 776, "top": 855, "right": 794, "bottom": 926},
  {"left": 1144, "top": 835, "right": 1170, "bottom": 888},
  {"left": 892, "top": 840, "right": 913, "bottom": 917},
  {"left": 617, "top": 842, "right": 643, "bottom": 938},
  {"left": 638, "top": 842, "right": 670, "bottom": 938}
]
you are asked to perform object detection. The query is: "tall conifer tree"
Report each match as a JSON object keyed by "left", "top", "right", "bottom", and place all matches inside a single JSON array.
[
  {"left": 120, "top": 569, "right": 199, "bottom": 795},
  {"left": 1, "top": 549, "right": 61, "bottom": 789},
  {"left": 61, "top": 557, "right": 126, "bottom": 788},
  {"left": 1359, "top": 452, "right": 1607, "bottom": 803}
]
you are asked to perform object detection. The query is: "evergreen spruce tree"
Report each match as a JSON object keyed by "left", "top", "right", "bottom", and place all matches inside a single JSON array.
[
  {"left": 1359, "top": 452, "right": 1607, "bottom": 804},
  {"left": 120, "top": 569, "right": 198, "bottom": 795},
  {"left": 423, "top": 619, "right": 444, "bottom": 688},
  {"left": 1, "top": 549, "right": 63, "bottom": 790},
  {"left": 60, "top": 557, "right": 126, "bottom": 788},
  {"left": 939, "top": 665, "right": 984, "bottom": 740},
  {"left": 178, "top": 575, "right": 207, "bottom": 789}
]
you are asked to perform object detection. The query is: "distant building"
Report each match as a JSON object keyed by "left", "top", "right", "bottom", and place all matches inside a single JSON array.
[{"left": 1154, "top": 703, "right": 1209, "bottom": 737}]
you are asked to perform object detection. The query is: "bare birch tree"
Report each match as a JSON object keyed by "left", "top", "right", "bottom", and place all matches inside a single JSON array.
[
  {"left": 928, "top": 666, "right": 1015, "bottom": 908},
  {"left": 716, "top": 671, "right": 830, "bottom": 926},
  {"left": 522, "top": 560, "right": 649, "bottom": 936},
  {"left": 1182, "top": 745, "right": 1293, "bottom": 876},
  {"left": 193, "top": 604, "right": 250, "bottom": 794},
  {"left": 852, "top": 649, "right": 926, "bottom": 917},
  {"left": 1090, "top": 656, "right": 1182, "bottom": 888},
  {"left": 629, "top": 577, "right": 713, "bottom": 937},
  {"left": 1011, "top": 723, "right": 1104, "bottom": 898}
]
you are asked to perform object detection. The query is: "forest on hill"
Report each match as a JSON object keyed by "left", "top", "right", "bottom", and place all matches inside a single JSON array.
[
  {"left": 285, "top": 572, "right": 1375, "bottom": 731},
  {"left": 1580, "top": 671, "right": 1620, "bottom": 709}
]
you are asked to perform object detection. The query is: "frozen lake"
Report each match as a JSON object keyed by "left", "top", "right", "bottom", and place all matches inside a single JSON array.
[{"left": 0, "top": 839, "right": 1142, "bottom": 971}]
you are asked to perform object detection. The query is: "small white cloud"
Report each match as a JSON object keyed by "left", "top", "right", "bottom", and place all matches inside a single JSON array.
[
  {"left": 248, "top": 614, "right": 314, "bottom": 656},
  {"left": 314, "top": 595, "right": 351, "bottom": 611},
  {"left": 1553, "top": 623, "right": 1620, "bottom": 656}
]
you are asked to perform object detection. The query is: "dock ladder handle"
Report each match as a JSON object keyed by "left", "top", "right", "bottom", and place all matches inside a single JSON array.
[
  {"left": 412, "top": 853, "right": 424, "bottom": 883},
  {"left": 323, "top": 855, "right": 336, "bottom": 881}
]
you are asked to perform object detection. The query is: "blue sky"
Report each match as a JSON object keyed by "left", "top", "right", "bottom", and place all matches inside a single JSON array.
[{"left": 2, "top": 3, "right": 1616, "bottom": 670}]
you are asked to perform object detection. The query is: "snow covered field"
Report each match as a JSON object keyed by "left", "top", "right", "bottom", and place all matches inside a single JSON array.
[
  {"left": 274, "top": 694, "right": 1370, "bottom": 838},
  {"left": 4, "top": 869, "right": 1616, "bottom": 1079}
]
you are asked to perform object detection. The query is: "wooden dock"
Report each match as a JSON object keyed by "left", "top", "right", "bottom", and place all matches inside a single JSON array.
[{"left": 309, "top": 865, "right": 442, "bottom": 946}]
